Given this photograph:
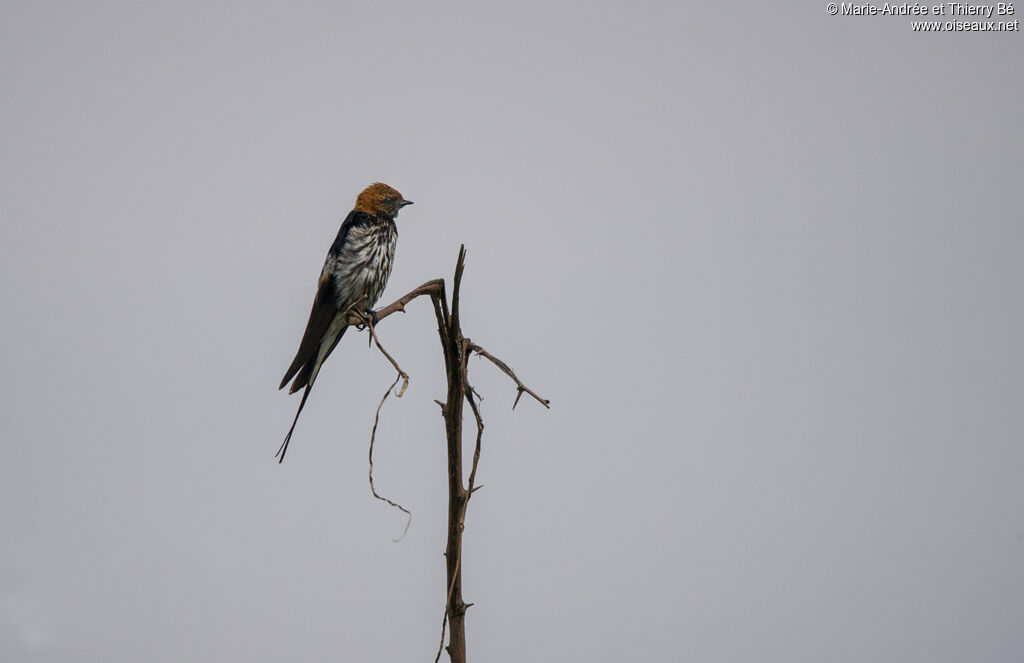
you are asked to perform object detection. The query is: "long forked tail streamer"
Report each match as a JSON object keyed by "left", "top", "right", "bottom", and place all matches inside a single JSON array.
[{"left": 276, "top": 383, "right": 312, "bottom": 463}]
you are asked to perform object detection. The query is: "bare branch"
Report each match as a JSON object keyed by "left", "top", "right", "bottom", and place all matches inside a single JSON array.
[
  {"left": 464, "top": 372, "right": 485, "bottom": 499},
  {"left": 438, "top": 281, "right": 451, "bottom": 334},
  {"left": 352, "top": 307, "right": 415, "bottom": 542},
  {"left": 355, "top": 310, "right": 409, "bottom": 397},
  {"left": 467, "top": 343, "right": 551, "bottom": 410},
  {"left": 450, "top": 245, "right": 466, "bottom": 336},
  {"left": 347, "top": 279, "right": 445, "bottom": 327},
  {"left": 434, "top": 356, "right": 488, "bottom": 661},
  {"left": 432, "top": 294, "right": 452, "bottom": 372},
  {"left": 326, "top": 246, "right": 548, "bottom": 662},
  {"left": 367, "top": 373, "right": 412, "bottom": 542},
  {"left": 435, "top": 555, "right": 462, "bottom": 663}
]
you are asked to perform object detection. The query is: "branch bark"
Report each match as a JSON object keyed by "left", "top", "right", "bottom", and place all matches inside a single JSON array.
[
  {"left": 438, "top": 246, "right": 469, "bottom": 663},
  {"left": 358, "top": 246, "right": 548, "bottom": 663}
]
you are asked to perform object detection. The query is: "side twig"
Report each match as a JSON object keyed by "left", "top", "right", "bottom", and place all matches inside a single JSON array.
[
  {"left": 355, "top": 309, "right": 409, "bottom": 398},
  {"left": 350, "top": 305, "right": 429, "bottom": 542},
  {"left": 368, "top": 372, "right": 412, "bottom": 542},
  {"left": 468, "top": 343, "right": 551, "bottom": 410},
  {"left": 464, "top": 368, "right": 485, "bottom": 498}
]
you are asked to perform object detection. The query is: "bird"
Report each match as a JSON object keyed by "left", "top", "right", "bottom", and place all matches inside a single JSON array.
[{"left": 276, "top": 182, "right": 413, "bottom": 462}]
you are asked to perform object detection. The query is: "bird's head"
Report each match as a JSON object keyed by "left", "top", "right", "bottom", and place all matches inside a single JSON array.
[{"left": 353, "top": 182, "right": 413, "bottom": 219}]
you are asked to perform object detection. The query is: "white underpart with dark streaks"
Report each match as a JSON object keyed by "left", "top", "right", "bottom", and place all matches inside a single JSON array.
[
  {"left": 332, "top": 218, "right": 397, "bottom": 311},
  {"left": 309, "top": 218, "right": 397, "bottom": 387}
]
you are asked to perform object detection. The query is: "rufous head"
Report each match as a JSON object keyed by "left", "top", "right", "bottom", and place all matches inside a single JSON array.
[{"left": 353, "top": 182, "right": 413, "bottom": 219}]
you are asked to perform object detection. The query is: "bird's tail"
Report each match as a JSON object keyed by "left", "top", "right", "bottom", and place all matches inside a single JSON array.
[{"left": 276, "top": 382, "right": 313, "bottom": 463}]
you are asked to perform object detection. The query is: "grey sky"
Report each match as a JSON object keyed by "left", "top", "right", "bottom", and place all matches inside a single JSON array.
[{"left": 1, "top": 2, "right": 1021, "bottom": 661}]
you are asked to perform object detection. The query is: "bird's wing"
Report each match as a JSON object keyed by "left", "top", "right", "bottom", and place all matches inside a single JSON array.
[
  {"left": 278, "top": 267, "right": 340, "bottom": 391},
  {"left": 279, "top": 212, "right": 360, "bottom": 391}
]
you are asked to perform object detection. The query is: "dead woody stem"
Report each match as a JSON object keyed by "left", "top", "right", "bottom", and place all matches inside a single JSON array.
[{"left": 358, "top": 246, "right": 548, "bottom": 663}]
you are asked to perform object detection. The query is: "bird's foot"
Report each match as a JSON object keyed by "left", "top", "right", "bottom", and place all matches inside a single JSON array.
[{"left": 354, "top": 308, "right": 378, "bottom": 331}]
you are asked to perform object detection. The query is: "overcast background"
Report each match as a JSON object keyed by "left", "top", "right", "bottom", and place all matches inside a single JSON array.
[{"left": 2, "top": 2, "right": 1022, "bottom": 661}]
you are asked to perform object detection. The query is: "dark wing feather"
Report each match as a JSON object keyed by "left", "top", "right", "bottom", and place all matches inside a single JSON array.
[
  {"left": 278, "top": 274, "right": 338, "bottom": 392},
  {"left": 279, "top": 211, "right": 359, "bottom": 392}
]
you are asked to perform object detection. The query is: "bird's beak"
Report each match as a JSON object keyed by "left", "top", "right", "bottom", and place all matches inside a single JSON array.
[{"left": 400, "top": 199, "right": 414, "bottom": 207}]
